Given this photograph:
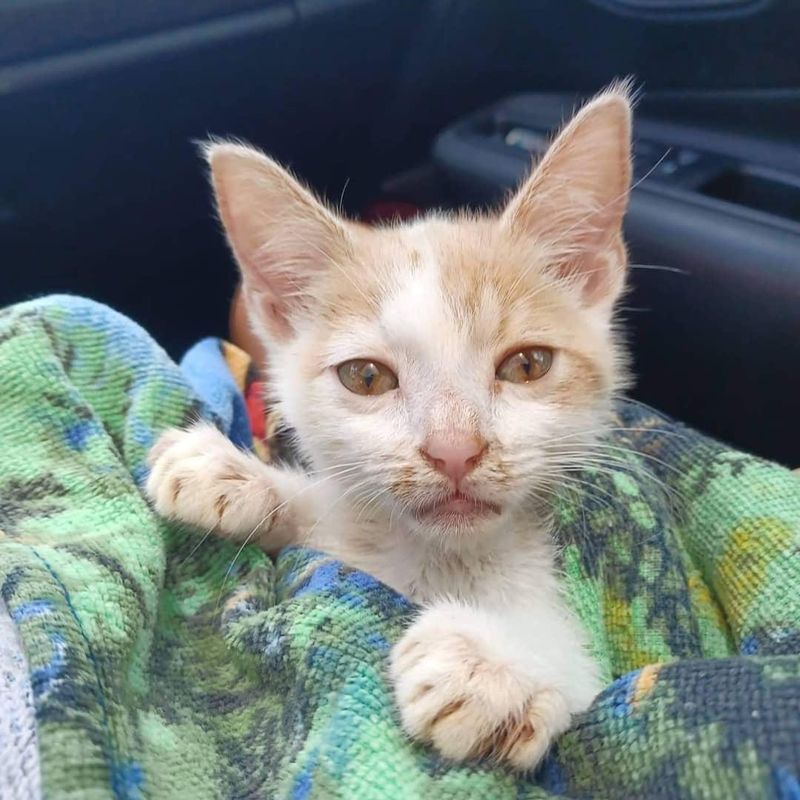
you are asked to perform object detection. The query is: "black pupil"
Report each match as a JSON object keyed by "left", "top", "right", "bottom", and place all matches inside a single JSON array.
[
  {"left": 521, "top": 353, "right": 532, "bottom": 376},
  {"left": 362, "top": 363, "right": 378, "bottom": 389}
]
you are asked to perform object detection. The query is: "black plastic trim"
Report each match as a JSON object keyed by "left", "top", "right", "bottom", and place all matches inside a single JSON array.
[{"left": 585, "top": 0, "right": 773, "bottom": 21}]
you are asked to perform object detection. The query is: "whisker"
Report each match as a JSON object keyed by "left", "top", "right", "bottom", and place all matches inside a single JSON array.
[
  {"left": 559, "top": 148, "right": 673, "bottom": 242},
  {"left": 301, "top": 476, "right": 375, "bottom": 545},
  {"left": 556, "top": 443, "right": 685, "bottom": 478},
  {"left": 177, "top": 525, "right": 216, "bottom": 568},
  {"left": 214, "top": 463, "right": 362, "bottom": 610},
  {"left": 355, "top": 487, "right": 391, "bottom": 524}
]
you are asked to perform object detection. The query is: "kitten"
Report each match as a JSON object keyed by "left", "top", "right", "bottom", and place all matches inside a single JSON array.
[{"left": 146, "top": 85, "right": 632, "bottom": 770}]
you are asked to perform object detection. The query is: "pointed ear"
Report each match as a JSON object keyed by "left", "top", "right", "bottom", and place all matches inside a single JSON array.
[
  {"left": 206, "top": 141, "right": 350, "bottom": 340},
  {"left": 501, "top": 84, "right": 633, "bottom": 309}
]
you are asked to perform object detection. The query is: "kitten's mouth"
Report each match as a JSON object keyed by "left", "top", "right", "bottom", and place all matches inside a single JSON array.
[{"left": 413, "top": 492, "right": 501, "bottom": 524}]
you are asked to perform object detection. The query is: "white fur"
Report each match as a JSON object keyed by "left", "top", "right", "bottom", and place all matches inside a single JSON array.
[
  {"left": 146, "top": 256, "right": 604, "bottom": 771},
  {"left": 147, "top": 86, "right": 635, "bottom": 771}
]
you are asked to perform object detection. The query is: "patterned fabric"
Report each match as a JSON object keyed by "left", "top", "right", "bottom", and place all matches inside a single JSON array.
[
  {"left": 0, "top": 295, "right": 799, "bottom": 800},
  {"left": 179, "top": 337, "right": 253, "bottom": 451}
]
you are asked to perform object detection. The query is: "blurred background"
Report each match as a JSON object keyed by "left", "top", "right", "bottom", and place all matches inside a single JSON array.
[{"left": 1, "top": 0, "right": 798, "bottom": 464}]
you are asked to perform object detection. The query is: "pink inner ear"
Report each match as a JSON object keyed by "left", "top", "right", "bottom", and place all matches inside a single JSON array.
[
  {"left": 501, "top": 91, "right": 632, "bottom": 309},
  {"left": 209, "top": 142, "right": 350, "bottom": 341},
  {"left": 243, "top": 252, "right": 311, "bottom": 340},
  {"left": 557, "top": 194, "right": 628, "bottom": 304},
  {"left": 557, "top": 238, "right": 625, "bottom": 306},
  {"left": 242, "top": 280, "right": 298, "bottom": 341},
  {"left": 265, "top": 298, "right": 290, "bottom": 338}
]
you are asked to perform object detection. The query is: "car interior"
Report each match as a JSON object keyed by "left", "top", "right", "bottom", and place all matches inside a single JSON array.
[{"left": 2, "top": 0, "right": 798, "bottom": 466}]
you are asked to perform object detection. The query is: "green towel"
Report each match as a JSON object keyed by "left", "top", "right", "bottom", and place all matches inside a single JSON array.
[{"left": 1, "top": 295, "right": 799, "bottom": 800}]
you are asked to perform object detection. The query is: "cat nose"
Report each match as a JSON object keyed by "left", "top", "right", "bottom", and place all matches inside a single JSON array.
[{"left": 421, "top": 434, "right": 488, "bottom": 484}]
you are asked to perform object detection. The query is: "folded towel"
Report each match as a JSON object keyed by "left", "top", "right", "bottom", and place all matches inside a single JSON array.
[{"left": 1, "top": 295, "right": 799, "bottom": 799}]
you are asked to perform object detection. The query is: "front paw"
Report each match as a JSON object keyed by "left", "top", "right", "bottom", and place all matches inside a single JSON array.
[
  {"left": 389, "top": 610, "right": 573, "bottom": 770},
  {"left": 145, "top": 423, "right": 283, "bottom": 541}
]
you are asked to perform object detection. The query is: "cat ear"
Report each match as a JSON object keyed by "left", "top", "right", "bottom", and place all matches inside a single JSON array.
[
  {"left": 501, "top": 84, "right": 633, "bottom": 309},
  {"left": 206, "top": 141, "right": 350, "bottom": 340}
]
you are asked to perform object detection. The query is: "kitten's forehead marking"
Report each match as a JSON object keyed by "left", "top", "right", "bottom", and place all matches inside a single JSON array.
[
  {"left": 380, "top": 254, "right": 446, "bottom": 348},
  {"left": 377, "top": 226, "right": 501, "bottom": 366},
  {"left": 380, "top": 260, "right": 488, "bottom": 436},
  {"left": 377, "top": 235, "right": 496, "bottom": 433}
]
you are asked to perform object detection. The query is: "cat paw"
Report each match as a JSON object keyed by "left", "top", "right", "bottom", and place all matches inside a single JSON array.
[
  {"left": 145, "top": 423, "right": 286, "bottom": 541},
  {"left": 389, "top": 609, "right": 573, "bottom": 770}
]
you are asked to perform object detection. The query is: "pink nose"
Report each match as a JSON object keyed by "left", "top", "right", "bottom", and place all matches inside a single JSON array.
[{"left": 421, "top": 434, "right": 487, "bottom": 484}]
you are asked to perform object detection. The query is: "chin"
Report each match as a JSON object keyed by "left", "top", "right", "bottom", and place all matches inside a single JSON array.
[{"left": 407, "top": 494, "right": 506, "bottom": 539}]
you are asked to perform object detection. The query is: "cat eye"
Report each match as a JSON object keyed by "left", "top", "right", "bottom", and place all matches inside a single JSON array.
[
  {"left": 496, "top": 347, "right": 553, "bottom": 383},
  {"left": 337, "top": 359, "right": 398, "bottom": 396}
]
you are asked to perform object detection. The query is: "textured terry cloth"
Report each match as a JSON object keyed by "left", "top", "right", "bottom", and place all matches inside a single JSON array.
[
  {"left": 0, "top": 296, "right": 799, "bottom": 800},
  {"left": 0, "top": 599, "right": 41, "bottom": 800}
]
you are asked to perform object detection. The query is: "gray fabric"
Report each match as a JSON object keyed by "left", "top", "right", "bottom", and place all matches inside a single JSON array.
[{"left": 0, "top": 599, "right": 41, "bottom": 800}]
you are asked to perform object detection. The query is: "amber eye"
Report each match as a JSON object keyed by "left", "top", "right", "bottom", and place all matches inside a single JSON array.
[
  {"left": 337, "top": 359, "right": 398, "bottom": 396},
  {"left": 496, "top": 347, "right": 553, "bottom": 383}
]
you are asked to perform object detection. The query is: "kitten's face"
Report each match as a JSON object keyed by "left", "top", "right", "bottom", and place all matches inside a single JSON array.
[
  {"left": 271, "top": 219, "right": 625, "bottom": 538},
  {"left": 208, "top": 85, "right": 632, "bottom": 541}
]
